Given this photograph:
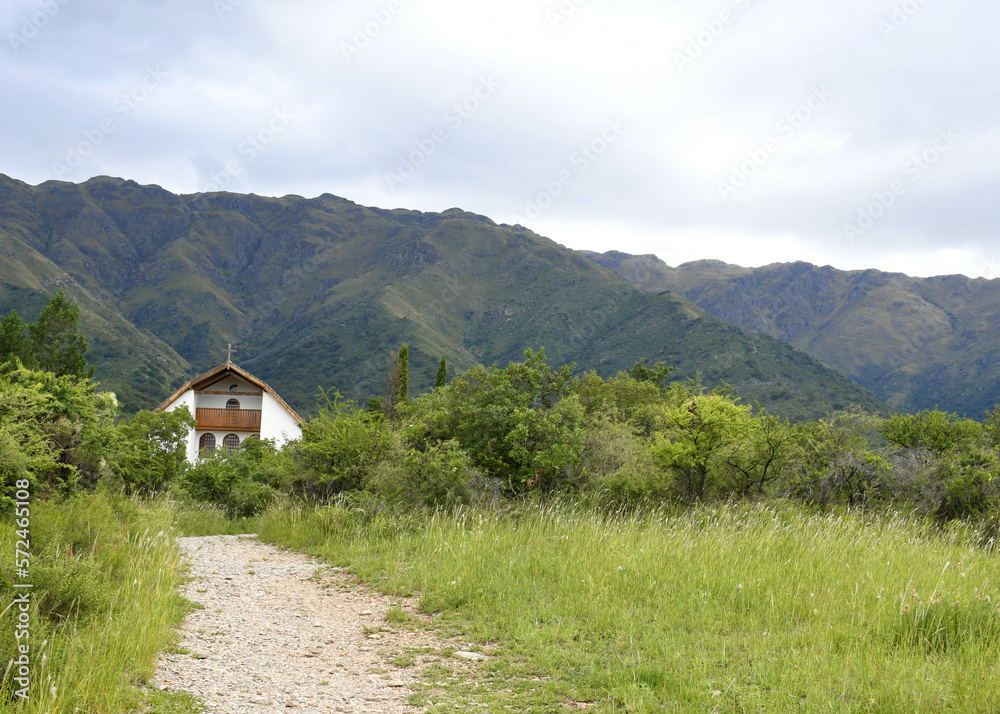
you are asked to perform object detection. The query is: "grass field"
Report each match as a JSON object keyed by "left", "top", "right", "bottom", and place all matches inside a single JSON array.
[
  {"left": 257, "top": 501, "right": 1000, "bottom": 713},
  {"left": 0, "top": 495, "right": 197, "bottom": 714}
]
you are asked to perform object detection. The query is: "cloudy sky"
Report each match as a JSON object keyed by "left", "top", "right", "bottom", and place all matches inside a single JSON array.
[{"left": 2, "top": 0, "right": 997, "bottom": 278}]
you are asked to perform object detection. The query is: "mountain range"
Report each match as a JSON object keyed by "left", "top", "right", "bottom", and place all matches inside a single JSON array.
[
  {"left": 583, "top": 251, "right": 1000, "bottom": 418},
  {"left": 0, "top": 174, "right": 884, "bottom": 421}
]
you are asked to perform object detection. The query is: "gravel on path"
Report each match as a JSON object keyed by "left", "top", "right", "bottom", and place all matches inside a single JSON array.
[{"left": 153, "top": 535, "right": 425, "bottom": 713}]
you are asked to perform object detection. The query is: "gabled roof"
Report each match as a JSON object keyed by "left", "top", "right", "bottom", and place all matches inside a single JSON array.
[{"left": 156, "top": 361, "right": 303, "bottom": 423}]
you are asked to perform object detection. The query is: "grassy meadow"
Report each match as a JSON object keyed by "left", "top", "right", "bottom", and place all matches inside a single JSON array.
[
  {"left": 0, "top": 495, "right": 197, "bottom": 714},
  {"left": 258, "top": 501, "right": 1000, "bottom": 713}
]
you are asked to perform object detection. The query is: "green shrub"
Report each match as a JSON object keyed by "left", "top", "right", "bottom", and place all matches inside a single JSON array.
[
  {"left": 933, "top": 445, "right": 1000, "bottom": 522},
  {"left": 0, "top": 366, "right": 118, "bottom": 508},
  {"left": 368, "top": 439, "right": 481, "bottom": 506},
  {"left": 786, "top": 410, "right": 887, "bottom": 507},
  {"left": 881, "top": 409, "right": 982, "bottom": 454},
  {"left": 576, "top": 418, "right": 668, "bottom": 502},
  {"left": 182, "top": 436, "right": 279, "bottom": 518},
  {"left": 292, "top": 389, "right": 395, "bottom": 499}
]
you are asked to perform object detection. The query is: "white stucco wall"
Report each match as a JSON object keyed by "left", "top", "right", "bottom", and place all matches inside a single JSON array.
[
  {"left": 260, "top": 392, "right": 302, "bottom": 446},
  {"left": 197, "top": 393, "right": 264, "bottom": 410}
]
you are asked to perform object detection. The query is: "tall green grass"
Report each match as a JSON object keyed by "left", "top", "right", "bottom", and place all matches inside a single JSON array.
[
  {"left": 258, "top": 501, "right": 1000, "bottom": 712},
  {"left": 0, "top": 494, "right": 192, "bottom": 713}
]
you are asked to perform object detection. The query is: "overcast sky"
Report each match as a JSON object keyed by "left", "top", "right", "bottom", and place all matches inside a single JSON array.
[{"left": 2, "top": 0, "right": 998, "bottom": 278}]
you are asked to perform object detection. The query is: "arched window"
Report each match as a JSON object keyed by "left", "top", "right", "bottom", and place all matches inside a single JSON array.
[
  {"left": 226, "top": 398, "right": 241, "bottom": 410},
  {"left": 223, "top": 434, "right": 240, "bottom": 453},
  {"left": 199, "top": 433, "right": 216, "bottom": 452}
]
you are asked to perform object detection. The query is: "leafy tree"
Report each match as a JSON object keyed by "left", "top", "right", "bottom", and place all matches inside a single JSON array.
[
  {"left": 651, "top": 393, "right": 751, "bottom": 503},
  {"left": 722, "top": 410, "right": 796, "bottom": 497},
  {"left": 0, "top": 380, "right": 57, "bottom": 509},
  {"left": 629, "top": 359, "right": 677, "bottom": 390},
  {"left": 789, "top": 410, "right": 889, "bottom": 507},
  {"left": 881, "top": 410, "right": 981, "bottom": 455},
  {"left": 29, "top": 291, "right": 94, "bottom": 379},
  {"left": 981, "top": 404, "right": 1000, "bottom": 448},
  {"left": 436, "top": 354, "right": 447, "bottom": 388},
  {"left": 576, "top": 370, "right": 675, "bottom": 438},
  {"left": 0, "top": 310, "right": 35, "bottom": 368},
  {"left": 117, "top": 407, "right": 195, "bottom": 495},
  {"left": 405, "top": 349, "right": 582, "bottom": 493},
  {"left": 932, "top": 445, "right": 1000, "bottom": 522}
]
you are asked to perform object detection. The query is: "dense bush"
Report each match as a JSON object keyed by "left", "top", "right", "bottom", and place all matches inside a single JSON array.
[
  {"left": 181, "top": 436, "right": 281, "bottom": 518},
  {"left": 367, "top": 439, "right": 481, "bottom": 507},
  {"left": 292, "top": 389, "right": 396, "bottom": 499},
  {"left": 0, "top": 366, "right": 118, "bottom": 509}
]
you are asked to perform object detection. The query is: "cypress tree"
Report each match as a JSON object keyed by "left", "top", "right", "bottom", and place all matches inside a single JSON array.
[
  {"left": 397, "top": 343, "right": 409, "bottom": 404},
  {"left": 386, "top": 349, "right": 399, "bottom": 420},
  {"left": 436, "top": 355, "right": 447, "bottom": 388},
  {"left": 29, "top": 291, "right": 94, "bottom": 379},
  {"left": 0, "top": 309, "right": 34, "bottom": 367}
]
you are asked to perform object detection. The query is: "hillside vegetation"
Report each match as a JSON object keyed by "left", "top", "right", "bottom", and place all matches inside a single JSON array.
[
  {"left": 3, "top": 322, "right": 999, "bottom": 712},
  {"left": 0, "top": 174, "right": 880, "bottom": 420},
  {"left": 584, "top": 251, "right": 1000, "bottom": 418}
]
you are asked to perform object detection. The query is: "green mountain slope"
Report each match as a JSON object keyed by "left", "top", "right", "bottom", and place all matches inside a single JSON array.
[
  {"left": 0, "top": 175, "right": 882, "bottom": 420},
  {"left": 0, "top": 231, "right": 192, "bottom": 412},
  {"left": 583, "top": 251, "right": 1000, "bottom": 418}
]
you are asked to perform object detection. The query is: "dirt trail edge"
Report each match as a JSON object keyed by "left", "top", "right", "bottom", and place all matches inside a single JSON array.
[{"left": 153, "top": 535, "right": 425, "bottom": 713}]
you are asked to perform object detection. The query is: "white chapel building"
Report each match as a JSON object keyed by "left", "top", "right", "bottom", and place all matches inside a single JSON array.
[{"left": 157, "top": 352, "right": 303, "bottom": 462}]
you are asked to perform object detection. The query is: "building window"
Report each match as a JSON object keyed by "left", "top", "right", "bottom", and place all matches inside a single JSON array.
[
  {"left": 199, "top": 433, "right": 216, "bottom": 452},
  {"left": 223, "top": 434, "right": 240, "bottom": 453},
  {"left": 226, "top": 398, "right": 240, "bottom": 410}
]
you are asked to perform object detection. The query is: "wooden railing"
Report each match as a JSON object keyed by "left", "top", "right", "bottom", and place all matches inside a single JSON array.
[{"left": 196, "top": 408, "right": 262, "bottom": 432}]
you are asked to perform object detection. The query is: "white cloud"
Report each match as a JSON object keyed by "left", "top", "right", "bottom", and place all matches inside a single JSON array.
[{"left": 1, "top": 0, "right": 996, "bottom": 278}]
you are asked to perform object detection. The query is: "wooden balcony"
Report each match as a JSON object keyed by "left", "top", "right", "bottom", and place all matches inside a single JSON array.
[{"left": 196, "top": 408, "right": 262, "bottom": 432}]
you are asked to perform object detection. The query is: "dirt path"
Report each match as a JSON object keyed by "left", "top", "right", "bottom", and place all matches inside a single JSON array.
[{"left": 153, "top": 535, "right": 425, "bottom": 713}]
